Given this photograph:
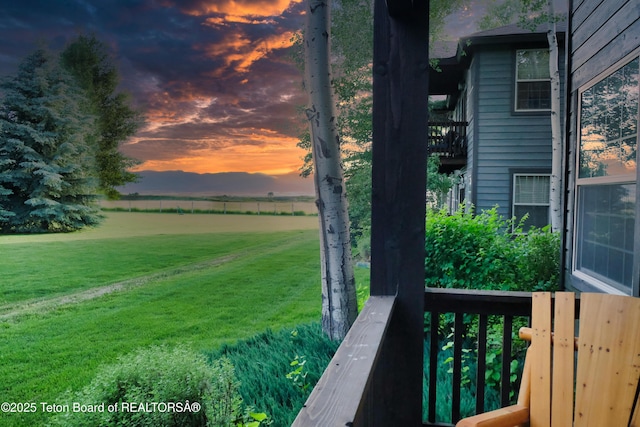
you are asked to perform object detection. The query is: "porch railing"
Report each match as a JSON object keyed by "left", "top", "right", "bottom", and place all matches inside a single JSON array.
[
  {"left": 428, "top": 121, "right": 468, "bottom": 158},
  {"left": 291, "top": 295, "right": 396, "bottom": 426},
  {"left": 294, "top": 288, "right": 579, "bottom": 426},
  {"left": 423, "top": 288, "right": 532, "bottom": 426}
]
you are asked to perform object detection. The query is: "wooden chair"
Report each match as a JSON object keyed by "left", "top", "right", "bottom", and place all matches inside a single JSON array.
[{"left": 456, "top": 292, "right": 640, "bottom": 427}]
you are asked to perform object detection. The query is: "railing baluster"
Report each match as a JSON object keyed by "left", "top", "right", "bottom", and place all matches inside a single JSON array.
[
  {"left": 452, "top": 313, "right": 464, "bottom": 423},
  {"left": 422, "top": 288, "right": 533, "bottom": 427},
  {"left": 428, "top": 311, "right": 439, "bottom": 424},
  {"left": 501, "top": 315, "right": 514, "bottom": 407},
  {"left": 476, "top": 314, "right": 488, "bottom": 414}
]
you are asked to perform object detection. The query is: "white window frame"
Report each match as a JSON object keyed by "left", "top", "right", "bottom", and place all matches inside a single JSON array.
[
  {"left": 512, "top": 173, "right": 551, "bottom": 231},
  {"left": 514, "top": 49, "right": 551, "bottom": 112},
  {"left": 572, "top": 51, "right": 640, "bottom": 295}
]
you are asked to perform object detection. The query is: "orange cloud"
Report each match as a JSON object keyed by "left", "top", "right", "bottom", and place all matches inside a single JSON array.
[
  {"left": 181, "top": 0, "right": 303, "bottom": 18},
  {"left": 128, "top": 132, "right": 305, "bottom": 175},
  {"left": 201, "top": 30, "right": 296, "bottom": 75}
]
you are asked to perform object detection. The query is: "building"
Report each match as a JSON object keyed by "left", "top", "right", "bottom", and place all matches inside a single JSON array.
[
  {"left": 430, "top": 22, "right": 566, "bottom": 230},
  {"left": 563, "top": 0, "right": 640, "bottom": 296}
]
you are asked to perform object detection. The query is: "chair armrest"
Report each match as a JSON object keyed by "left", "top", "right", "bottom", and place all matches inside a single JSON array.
[{"left": 456, "top": 404, "right": 529, "bottom": 427}]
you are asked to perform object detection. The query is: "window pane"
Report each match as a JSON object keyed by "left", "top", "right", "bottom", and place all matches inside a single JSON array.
[
  {"left": 517, "top": 81, "right": 551, "bottom": 110},
  {"left": 513, "top": 175, "right": 550, "bottom": 230},
  {"left": 575, "top": 184, "right": 635, "bottom": 292},
  {"left": 516, "top": 50, "right": 550, "bottom": 80},
  {"left": 514, "top": 205, "right": 549, "bottom": 229},
  {"left": 514, "top": 175, "right": 550, "bottom": 204},
  {"left": 579, "top": 58, "right": 639, "bottom": 178}
]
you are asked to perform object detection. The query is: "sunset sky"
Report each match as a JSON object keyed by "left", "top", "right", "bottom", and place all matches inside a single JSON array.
[
  {"left": 0, "top": 0, "right": 308, "bottom": 176},
  {"left": 1, "top": 1, "right": 563, "bottom": 177}
]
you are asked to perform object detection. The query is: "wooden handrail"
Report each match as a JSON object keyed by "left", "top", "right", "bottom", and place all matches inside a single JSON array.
[
  {"left": 292, "top": 295, "right": 396, "bottom": 427},
  {"left": 295, "top": 289, "right": 582, "bottom": 427}
]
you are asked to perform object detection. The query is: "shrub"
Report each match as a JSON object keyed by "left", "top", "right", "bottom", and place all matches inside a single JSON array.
[
  {"left": 512, "top": 225, "right": 561, "bottom": 291},
  {"left": 51, "top": 346, "right": 258, "bottom": 427},
  {"left": 424, "top": 206, "right": 560, "bottom": 292},
  {"left": 424, "top": 206, "right": 560, "bottom": 418}
]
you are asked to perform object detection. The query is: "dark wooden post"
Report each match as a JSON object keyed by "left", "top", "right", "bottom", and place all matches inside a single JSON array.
[{"left": 369, "top": 0, "right": 429, "bottom": 425}]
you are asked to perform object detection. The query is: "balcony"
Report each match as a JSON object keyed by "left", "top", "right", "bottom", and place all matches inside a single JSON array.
[
  {"left": 293, "top": 288, "right": 573, "bottom": 426},
  {"left": 428, "top": 121, "right": 468, "bottom": 174}
]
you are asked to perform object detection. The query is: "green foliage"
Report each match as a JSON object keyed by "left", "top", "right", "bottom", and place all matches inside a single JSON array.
[
  {"left": 210, "top": 323, "right": 339, "bottom": 427},
  {"left": 344, "top": 151, "right": 372, "bottom": 243},
  {"left": 0, "top": 48, "right": 102, "bottom": 233},
  {"left": 0, "top": 223, "right": 321, "bottom": 426},
  {"left": 61, "top": 34, "right": 142, "bottom": 199},
  {"left": 477, "top": 0, "right": 522, "bottom": 30},
  {"left": 286, "top": 354, "right": 310, "bottom": 393},
  {"left": 424, "top": 206, "right": 560, "bottom": 291},
  {"left": 477, "top": 0, "right": 566, "bottom": 32},
  {"left": 424, "top": 206, "right": 559, "bottom": 421},
  {"left": 51, "top": 346, "right": 267, "bottom": 427},
  {"left": 427, "top": 154, "right": 455, "bottom": 209},
  {"left": 295, "top": 0, "right": 470, "bottom": 247}
]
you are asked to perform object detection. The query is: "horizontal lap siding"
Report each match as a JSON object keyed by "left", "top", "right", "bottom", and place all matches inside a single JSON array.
[
  {"left": 474, "top": 46, "right": 564, "bottom": 218},
  {"left": 466, "top": 63, "right": 476, "bottom": 206},
  {"left": 565, "top": 0, "right": 640, "bottom": 292},
  {"left": 571, "top": 0, "right": 640, "bottom": 88}
]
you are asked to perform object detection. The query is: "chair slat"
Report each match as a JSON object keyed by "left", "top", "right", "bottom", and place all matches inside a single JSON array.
[
  {"left": 551, "top": 292, "right": 575, "bottom": 427},
  {"left": 530, "top": 292, "right": 552, "bottom": 427},
  {"left": 573, "top": 293, "right": 640, "bottom": 427},
  {"left": 629, "top": 387, "right": 640, "bottom": 426}
]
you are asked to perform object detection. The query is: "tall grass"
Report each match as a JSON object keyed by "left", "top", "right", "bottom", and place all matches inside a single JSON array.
[{"left": 0, "top": 214, "right": 324, "bottom": 427}]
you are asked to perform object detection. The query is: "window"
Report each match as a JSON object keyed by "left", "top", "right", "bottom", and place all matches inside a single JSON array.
[
  {"left": 515, "top": 49, "right": 551, "bottom": 111},
  {"left": 574, "top": 56, "right": 639, "bottom": 294},
  {"left": 512, "top": 174, "right": 550, "bottom": 230}
]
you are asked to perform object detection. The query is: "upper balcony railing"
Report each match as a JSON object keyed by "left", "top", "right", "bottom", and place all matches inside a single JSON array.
[
  {"left": 428, "top": 121, "right": 468, "bottom": 174},
  {"left": 293, "top": 288, "right": 581, "bottom": 427}
]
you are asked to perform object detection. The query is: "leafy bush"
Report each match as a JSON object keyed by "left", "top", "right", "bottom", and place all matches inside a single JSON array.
[
  {"left": 424, "top": 206, "right": 560, "bottom": 419},
  {"left": 51, "top": 346, "right": 262, "bottom": 427},
  {"left": 424, "top": 206, "right": 560, "bottom": 292},
  {"left": 513, "top": 224, "right": 561, "bottom": 291},
  {"left": 209, "top": 323, "right": 339, "bottom": 427}
]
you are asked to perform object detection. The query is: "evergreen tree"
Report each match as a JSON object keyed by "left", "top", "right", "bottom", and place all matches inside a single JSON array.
[
  {"left": 61, "top": 34, "right": 142, "bottom": 199},
  {"left": 0, "top": 49, "right": 101, "bottom": 233}
]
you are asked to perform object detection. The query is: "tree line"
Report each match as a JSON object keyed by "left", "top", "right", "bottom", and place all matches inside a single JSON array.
[{"left": 0, "top": 35, "right": 141, "bottom": 234}]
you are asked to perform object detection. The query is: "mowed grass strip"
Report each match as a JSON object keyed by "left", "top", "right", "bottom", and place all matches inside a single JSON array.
[
  {"left": 0, "top": 215, "right": 322, "bottom": 427},
  {"left": 0, "top": 212, "right": 318, "bottom": 306}
]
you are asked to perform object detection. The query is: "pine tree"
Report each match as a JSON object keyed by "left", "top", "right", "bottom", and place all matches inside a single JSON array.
[{"left": 0, "top": 49, "right": 102, "bottom": 233}]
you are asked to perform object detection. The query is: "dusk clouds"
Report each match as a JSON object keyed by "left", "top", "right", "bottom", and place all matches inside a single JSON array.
[{"left": 0, "top": 0, "right": 308, "bottom": 175}]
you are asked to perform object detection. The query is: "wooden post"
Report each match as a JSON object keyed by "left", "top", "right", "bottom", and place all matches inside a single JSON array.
[{"left": 369, "top": 0, "right": 429, "bottom": 425}]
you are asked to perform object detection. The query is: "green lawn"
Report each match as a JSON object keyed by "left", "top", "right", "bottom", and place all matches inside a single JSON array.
[{"left": 0, "top": 213, "right": 324, "bottom": 426}]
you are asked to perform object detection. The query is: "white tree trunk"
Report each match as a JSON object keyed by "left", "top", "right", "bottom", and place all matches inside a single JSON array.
[
  {"left": 547, "top": 0, "right": 562, "bottom": 232},
  {"left": 304, "top": 0, "right": 358, "bottom": 340}
]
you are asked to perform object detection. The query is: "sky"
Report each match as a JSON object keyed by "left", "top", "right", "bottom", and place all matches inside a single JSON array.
[
  {"left": 0, "top": 1, "right": 567, "bottom": 177},
  {"left": 0, "top": 0, "right": 308, "bottom": 176}
]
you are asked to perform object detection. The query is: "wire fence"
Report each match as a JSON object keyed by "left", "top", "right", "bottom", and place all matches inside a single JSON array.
[{"left": 99, "top": 199, "right": 317, "bottom": 216}]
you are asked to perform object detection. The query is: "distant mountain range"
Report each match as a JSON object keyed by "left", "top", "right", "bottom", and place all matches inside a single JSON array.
[{"left": 117, "top": 170, "right": 315, "bottom": 197}]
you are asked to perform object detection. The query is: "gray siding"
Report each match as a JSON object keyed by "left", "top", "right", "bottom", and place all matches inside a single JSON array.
[
  {"left": 466, "top": 61, "right": 477, "bottom": 208},
  {"left": 471, "top": 44, "right": 566, "bottom": 219},
  {"left": 571, "top": 1, "right": 640, "bottom": 88},
  {"left": 564, "top": 0, "right": 640, "bottom": 294}
]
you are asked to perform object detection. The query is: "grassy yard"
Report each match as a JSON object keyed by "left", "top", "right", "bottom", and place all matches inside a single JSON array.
[{"left": 0, "top": 212, "right": 324, "bottom": 426}]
